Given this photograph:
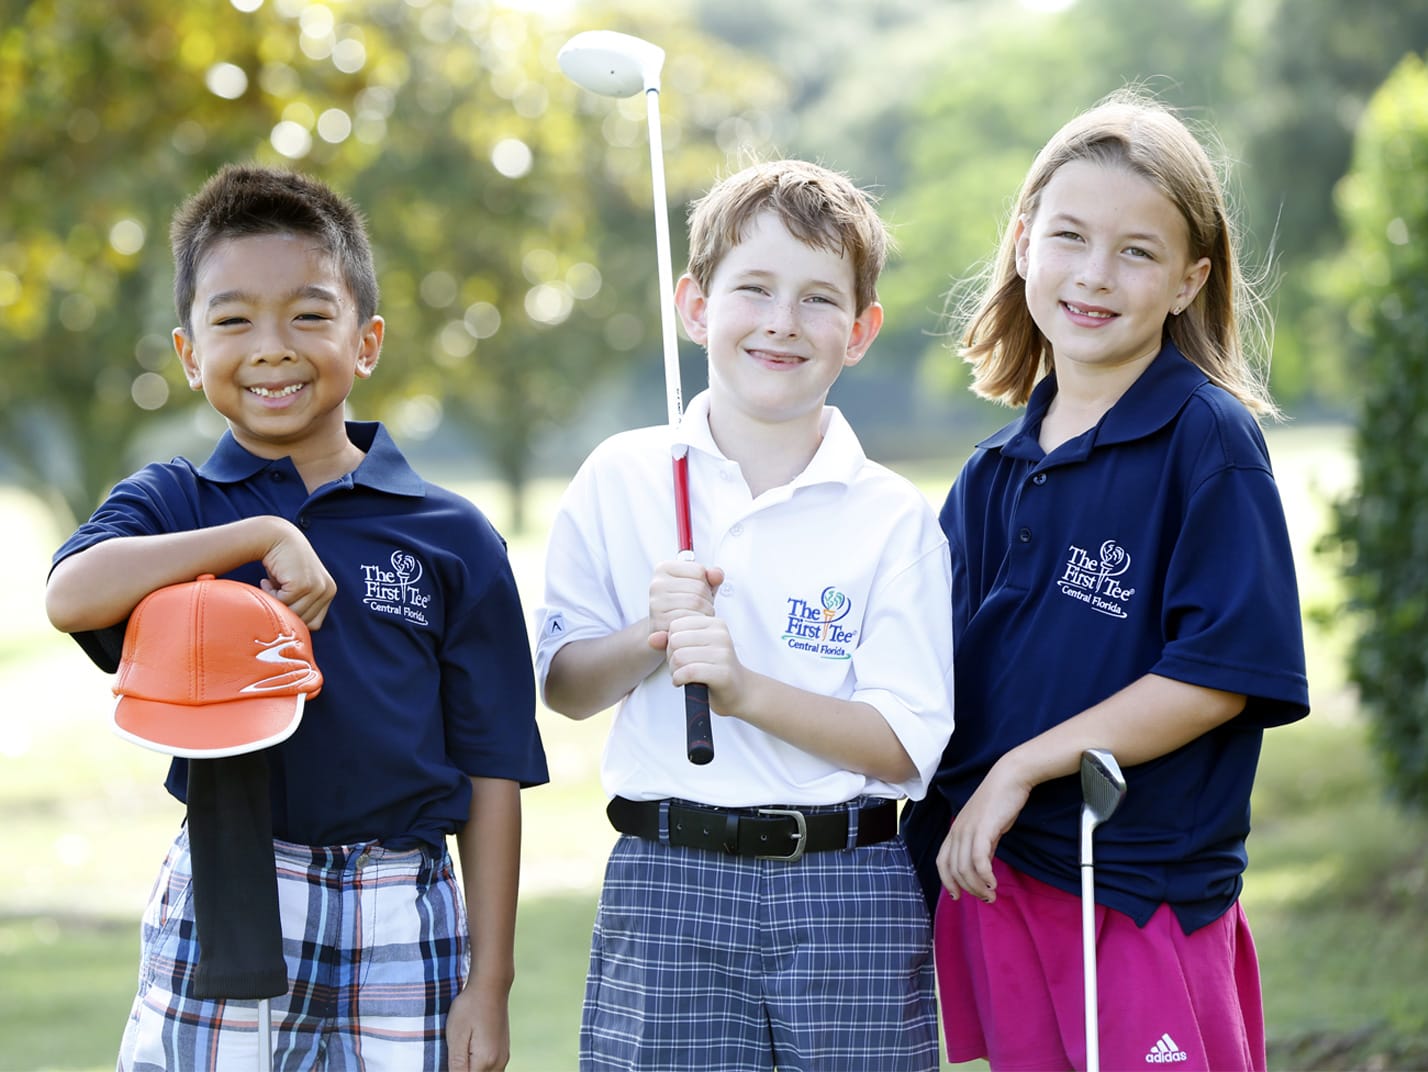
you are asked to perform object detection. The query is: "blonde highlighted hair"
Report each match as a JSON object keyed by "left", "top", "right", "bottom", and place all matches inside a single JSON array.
[
  {"left": 685, "top": 158, "right": 890, "bottom": 316},
  {"left": 954, "top": 89, "right": 1278, "bottom": 416}
]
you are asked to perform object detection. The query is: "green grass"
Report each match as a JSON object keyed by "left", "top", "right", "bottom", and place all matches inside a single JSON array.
[{"left": 4, "top": 424, "right": 1426, "bottom": 1071}]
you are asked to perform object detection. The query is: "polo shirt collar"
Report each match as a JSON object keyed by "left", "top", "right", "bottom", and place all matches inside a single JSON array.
[
  {"left": 677, "top": 390, "right": 866, "bottom": 488},
  {"left": 196, "top": 421, "right": 426, "bottom": 497},
  {"left": 977, "top": 341, "right": 1209, "bottom": 460}
]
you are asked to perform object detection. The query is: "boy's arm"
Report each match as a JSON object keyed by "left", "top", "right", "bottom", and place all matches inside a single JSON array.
[
  {"left": 447, "top": 776, "right": 521, "bottom": 1072},
  {"left": 936, "top": 672, "right": 1245, "bottom": 901},
  {"left": 46, "top": 516, "right": 336, "bottom": 632},
  {"left": 543, "top": 559, "right": 717, "bottom": 721},
  {"left": 543, "top": 624, "right": 664, "bottom": 720},
  {"left": 665, "top": 614, "right": 918, "bottom": 784}
]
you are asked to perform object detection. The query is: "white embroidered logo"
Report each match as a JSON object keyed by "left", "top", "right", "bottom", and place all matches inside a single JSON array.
[
  {"left": 1144, "top": 1032, "right": 1189, "bottom": 1063},
  {"left": 239, "top": 632, "right": 321, "bottom": 693},
  {"left": 1056, "top": 539, "right": 1136, "bottom": 619},
  {"left": 360, "top": 549, "right": 433, "bottom": 626}
]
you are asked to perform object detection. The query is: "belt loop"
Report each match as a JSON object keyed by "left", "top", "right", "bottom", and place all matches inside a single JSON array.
[
  {"left": 657, "top": 799, "right": 672, "bottom": 844},
  {"left": 846, "top": 798, "right": 861, "bottom": 850}
]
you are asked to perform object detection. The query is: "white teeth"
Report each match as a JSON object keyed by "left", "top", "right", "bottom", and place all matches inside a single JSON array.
[
  {"left": 1066, "top": 303, "right": 1113, "bottom": 319},
  {"left": 249, "top": 384, "right": 304, "bottom": 398}
]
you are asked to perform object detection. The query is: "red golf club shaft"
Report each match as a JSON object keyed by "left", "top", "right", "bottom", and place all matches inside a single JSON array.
[{"left": 673, "top": 450, "right": 714, "bottom": 764}]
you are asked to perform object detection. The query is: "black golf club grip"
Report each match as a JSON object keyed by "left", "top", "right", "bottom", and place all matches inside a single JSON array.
[{"left": 685, "top": 683, "right": 714, "bottom": 765}]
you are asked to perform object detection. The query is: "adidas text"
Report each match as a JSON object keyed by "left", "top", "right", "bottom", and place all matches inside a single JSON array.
[{"left": 1145, "top": 1034, "right": 1189, "bottom": 1063}]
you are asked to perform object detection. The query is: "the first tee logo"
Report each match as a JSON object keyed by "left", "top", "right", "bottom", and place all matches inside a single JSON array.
[
  {"left": 361, "top": 549, "right": 432, "bottom": 626},
  {"left": 783, "top": 586, "right": 857, "bottom": 660},
  {"left": 1057, "top": 539, "right": 1136, "bottom": 619}
]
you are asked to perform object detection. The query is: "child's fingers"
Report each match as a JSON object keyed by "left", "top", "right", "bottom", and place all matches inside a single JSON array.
[
  {"left": 665, "top": 615, "right": 735, "bottom": 688},
  {"left": 939, "top": 820, "right": 998, "bottom": 903}
]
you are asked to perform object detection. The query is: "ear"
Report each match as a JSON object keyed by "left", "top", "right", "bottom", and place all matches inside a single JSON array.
[
  {"left": 673, "top": 274, "right": 709, "bottom": 346},
  {"left": 355, "top": 315, "right": 384, "bottom": 379},
  {"left": 843, "top": 301, "right": 884, "bottom": 369},
  {"left": 173, "top": 327, "right": 204, "bottom": 391},
  {"left": 1174, "top": 257, "right": 1211, "bottom": 314},
  {"left": 1013, "top": 214, "right": 1031, "bottom": 279}
]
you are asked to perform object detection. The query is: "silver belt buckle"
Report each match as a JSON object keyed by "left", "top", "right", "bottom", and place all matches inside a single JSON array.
[{"left": 756, "top": 807, "right": 808, "bottom": 862}]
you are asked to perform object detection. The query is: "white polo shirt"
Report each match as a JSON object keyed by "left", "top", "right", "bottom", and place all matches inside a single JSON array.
[{"left": 535, "top": 392, "right": 955, "bottom": 807}]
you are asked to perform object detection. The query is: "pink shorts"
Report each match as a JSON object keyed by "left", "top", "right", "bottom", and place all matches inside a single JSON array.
[{"left": 934, "top": 858, "right": 1265, "bottom": 1071}]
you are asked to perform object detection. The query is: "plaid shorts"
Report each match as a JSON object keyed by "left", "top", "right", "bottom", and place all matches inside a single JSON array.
[
  {"left": 117, "top": 825, "right": 466, "bottom": 1071},
  {"left": 580, "top": 801, "right": 939, "bottom": 1072}
]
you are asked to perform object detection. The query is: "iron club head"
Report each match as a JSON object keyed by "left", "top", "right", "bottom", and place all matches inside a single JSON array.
[
  {"left": 558, "top": 30, "right": 665, "bottom": 98},
  {"left": 1080, "top": 748, "right": 1127, "bottom": 829}
]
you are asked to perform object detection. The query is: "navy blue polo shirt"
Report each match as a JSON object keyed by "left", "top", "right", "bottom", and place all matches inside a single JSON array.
[
  {"left": 930, "top": 344, "right": 1308, "bottom": 933},
  {"left": 54, "top": 421, "right": 549, "bottom": 848}
]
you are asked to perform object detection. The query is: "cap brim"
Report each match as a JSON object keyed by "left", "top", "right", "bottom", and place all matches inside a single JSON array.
[{"left": 112, "top": 692, "right": 306, "bottom": 758}]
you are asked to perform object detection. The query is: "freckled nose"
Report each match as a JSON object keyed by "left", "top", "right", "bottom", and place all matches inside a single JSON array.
[
  {"left": 765, "top": 300, "right": 799, "bottom": 336},
  {"left": 1077, "top": 252, "right": 1113, "bottom": 290}
]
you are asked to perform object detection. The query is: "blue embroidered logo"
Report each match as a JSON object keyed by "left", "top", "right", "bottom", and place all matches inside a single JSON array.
[{"left": 782, "top": 586, "right": 857, "bottom": 659}]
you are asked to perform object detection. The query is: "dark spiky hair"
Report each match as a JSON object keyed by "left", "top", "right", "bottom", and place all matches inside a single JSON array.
[{"left": 170, "top": 164, "right": 378, "bottom": 334}]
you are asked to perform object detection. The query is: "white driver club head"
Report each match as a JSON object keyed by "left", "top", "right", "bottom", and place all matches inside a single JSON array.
[{"left": 558, "top": 30, "right": 665, "bottom": 97}]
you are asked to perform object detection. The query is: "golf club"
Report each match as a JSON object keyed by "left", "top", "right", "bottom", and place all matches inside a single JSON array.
[
  {"left": 257, "top": 998, "right": 273, "bottom": 1072},
  {"left": 1080, "top": 748, "right": 1127, "bottom": 1072},
  {"left": 559, "top": 30, "right": 714, "bottom": 765}
]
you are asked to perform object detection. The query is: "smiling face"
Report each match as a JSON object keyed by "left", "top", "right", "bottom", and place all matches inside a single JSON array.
[
  {"left": 1015, "top": 159, "right": 1210, "bottom": 386},
  {"left": 174, "top": 232, "right": 383, "bottom": 463},
  {"left": 674, "top": 210, "right": 882, "bottom": 434}
]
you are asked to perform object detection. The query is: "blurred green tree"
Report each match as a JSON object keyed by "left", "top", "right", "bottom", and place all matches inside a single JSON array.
[
  {"left": 1323, "top": 53, "right": 1428, "bottom": 812},
  {"left": 852, "top": 0, "right": 1428, "bottom": 415},
  {"left": 0, "top": 1, "right": 783, "bottom": 532},
  {"left": 1242, "top": 0, "right": 1428, "bottom": 405}
]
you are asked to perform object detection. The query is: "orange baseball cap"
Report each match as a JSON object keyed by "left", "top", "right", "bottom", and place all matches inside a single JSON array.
[{"left": 112, "top": 575, "right": 323, "bottom": 758}]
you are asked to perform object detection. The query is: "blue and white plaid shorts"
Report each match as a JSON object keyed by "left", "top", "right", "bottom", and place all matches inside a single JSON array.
[
  {"left": 117, "top": 825, "right": 466, "bottom": 1071},
  {"left": 580, "top": 801, "right": 939, "bottom": 1072}
]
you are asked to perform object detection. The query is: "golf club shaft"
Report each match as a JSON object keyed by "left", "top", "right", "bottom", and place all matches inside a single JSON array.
[
  {"left": 646, "top": 88, "right": 683, "bottom": 429},
  {"left": 257, "top": 996, "right": 273, "bottom": 1072},
  {"left": 644, "top": 86, "right": 714, "bottom": 765},
  {"left": 1082, "top": 859, "right": 1099, "bottom": 1072},
  {"left": 673, "top": 451, "right": 712, "bottom": 763}
]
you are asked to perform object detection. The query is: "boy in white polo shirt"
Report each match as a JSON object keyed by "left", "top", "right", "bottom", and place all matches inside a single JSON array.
[{"left": 536, "top": 159, "right": 955, "bottom": 1072}]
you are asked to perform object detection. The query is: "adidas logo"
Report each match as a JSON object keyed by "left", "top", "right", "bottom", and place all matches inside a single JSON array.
[{"left": 1144, "top": 1033, "right": 1189, "bottom": 1063}]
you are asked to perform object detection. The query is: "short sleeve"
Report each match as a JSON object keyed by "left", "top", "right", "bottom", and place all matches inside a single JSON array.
[
  {"left": 1155, "top": 462, "right": 1309, "bottom": 726},
  {"left": 440, "top": 524, "right": 549, "bottom": 786}
]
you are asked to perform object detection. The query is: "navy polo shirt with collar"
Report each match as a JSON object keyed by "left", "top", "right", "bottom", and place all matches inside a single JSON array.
[
  {"left": 930, "top": 343, "right": 1309, "bottom": 933},
  {"left": 54, "top": 421, "right": 549, "bottom": 849}
]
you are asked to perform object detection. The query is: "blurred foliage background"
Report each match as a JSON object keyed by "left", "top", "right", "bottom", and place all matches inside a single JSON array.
[
  {"left": 3, "top": 2, "right": 1428, "bottom": 1066},
  {"left": 5, "top": 0, "right": 1428, "bottom": 811},
  {"left": 5, "top": 0, "right": 1427, "bottom": 528}
]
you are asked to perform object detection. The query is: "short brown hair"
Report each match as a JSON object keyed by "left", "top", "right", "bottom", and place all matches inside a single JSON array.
[
  {"left": 171, "top": 164, "right": 378, "bottom": 335},
  {"left": 685, "top": 159, "right": 890, "bottom": 315}
]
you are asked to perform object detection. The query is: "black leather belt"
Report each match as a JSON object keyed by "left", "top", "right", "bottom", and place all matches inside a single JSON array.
[{"left": 607, "top": 796, "right": 898, "bottom": 863}]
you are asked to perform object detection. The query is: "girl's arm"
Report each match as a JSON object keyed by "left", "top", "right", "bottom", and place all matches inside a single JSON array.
[
  {"left": 937, "top": 673, "right": 1246, "bottom": 901},
  {"left": 447, "top": 776, "right": 521, "bottom": 1072},
  {"left": 45, "top": 517, "right": 335, "bottom": 631}
]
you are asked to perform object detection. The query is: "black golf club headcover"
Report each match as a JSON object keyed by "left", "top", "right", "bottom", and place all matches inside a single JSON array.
[{"left": 186, "top": 752, "right": 289, "bottom": 1000}]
